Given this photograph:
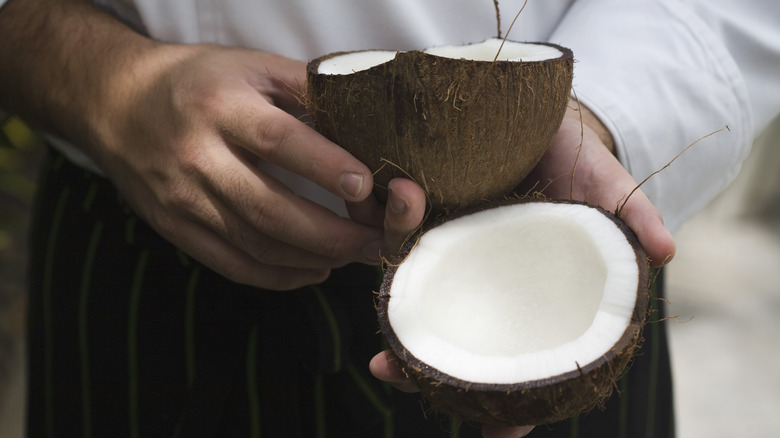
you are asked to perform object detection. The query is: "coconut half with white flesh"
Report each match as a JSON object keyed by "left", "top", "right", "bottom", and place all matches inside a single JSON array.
[
  {"left": 307, "top": 40, "right": 646, "bottom": 425},
  {"left": 377, "top": 199, "right": 650, "bottom": 426},
  {"left": 306, "top": 39, "right": 574, "bottom": 218}
]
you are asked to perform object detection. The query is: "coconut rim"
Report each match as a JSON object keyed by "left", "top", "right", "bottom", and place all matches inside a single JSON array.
[
  {"left": 377, "top": 199, "right": 650, "bottom": 392},
  {"left": 307, "top": 39, "right": 573, "bottom": 77}
]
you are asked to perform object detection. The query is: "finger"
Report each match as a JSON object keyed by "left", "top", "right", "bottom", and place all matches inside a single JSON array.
[
  {"left": 224, "top": 101, "right": 375, "bottom": 202},
  {"left": 579, "top": 146, "right": 676, "bottom": 267},
  {"left": 347, "top": 179, "right": 428, "bottom": 258},
  {"left": 368, "top": 350, "right": 419, "bottom": 393},
  {"left": 481, "top": 424, "right": 535, "bottom": 438},
  {"left": 616, "top": 191, "right": 676, "bottom": 267},
  {"left": 382, "top": 178, "right": 426, "bottom": 258},
  {"left": 248, "top": 53, "right": 308, "bottom": 110},
  {"left": 536, "top": 125, "right": 676, "bottom": 268},
  {"left": 161, "top": 217, "right": 331, "bottom": 290},
  {"left": 202, "top": 149, "right": 384, "bottom": 265},
  {"left": 181, "top": 188, "right": 354, "bottom": 270},
  {"left": 345, "top": 191, "right": 385, "bottom": 228}
]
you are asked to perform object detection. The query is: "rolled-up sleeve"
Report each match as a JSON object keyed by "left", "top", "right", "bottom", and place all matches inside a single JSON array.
[{"left": 549, "top": 0, "right": 779, "bottom": 231}]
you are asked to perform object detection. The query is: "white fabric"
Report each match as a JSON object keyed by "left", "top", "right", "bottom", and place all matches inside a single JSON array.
[
  {"left": 550, "top": 0, "right": 759, "bottom": 231},
  {"left": 26, "top": 0, "right": 780, "bottom": 231}
]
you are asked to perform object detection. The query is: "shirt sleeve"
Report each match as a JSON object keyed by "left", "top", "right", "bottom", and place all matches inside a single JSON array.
[{"left": 549, "top": 0, "right": 780, "bottom": 232}]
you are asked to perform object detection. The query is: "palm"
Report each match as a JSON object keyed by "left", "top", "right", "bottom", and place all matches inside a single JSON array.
[{"left": 522, "top": 111, "right": 675, "bottom": 267}]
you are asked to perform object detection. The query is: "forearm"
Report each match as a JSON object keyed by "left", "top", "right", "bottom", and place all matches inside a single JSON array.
[{"left": 0, "top": 0, "right": 165, "bottom": 152}]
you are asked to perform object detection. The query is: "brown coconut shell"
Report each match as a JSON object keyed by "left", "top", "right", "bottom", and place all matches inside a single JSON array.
[
  {"left": 306, "top": 41, "right": 573, "bottom": 219},
  {"left": 375, "top": 199, "right": 651, "bottom": 426}
]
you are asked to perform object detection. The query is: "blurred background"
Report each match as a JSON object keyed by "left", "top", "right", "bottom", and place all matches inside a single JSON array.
[
  {"left": 1, "top": 114, "right": 43, "bottom": 438},
  {"left": 0, "top": 115, "right": 778, "bottom": 437},
  {"left": 666, "top": 118, "right": 780, "bottom": 438}
]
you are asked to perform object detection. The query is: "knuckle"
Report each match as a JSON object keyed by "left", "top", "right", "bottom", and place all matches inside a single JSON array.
[
  {"left": 246, "top": 235, "right": 277, "bottom": 265},
  {"left": 189, "top": 83, "right": 229, "bottom": 120},
  {"left": 253, "top": 112, "right": 291, "bottom": 159},
  {"left": 165, "top": 179, "right": 198, "bottom": 210},
  {"left": 224, "top": 204, "right": 291, "bottom": 267},
  {"left": 316, "top": 230, "right": 354, "bottom": 261},
  {"left": 244, "top": 200, "right": 277, "bottom": 234},
  {"left": 147, "top": 209, "right": 179, "bottom": 242},
  {"left": 161, "top": 182, "right": 213, "bottom": 229}
]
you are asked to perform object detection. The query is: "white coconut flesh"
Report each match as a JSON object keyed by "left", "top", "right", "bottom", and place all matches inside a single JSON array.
[
  {"left": 315, "top": 39, "right": 563, "bottom": 75},
  {"left": 387, "top": 202, "right": 641, "bottom": 385}
]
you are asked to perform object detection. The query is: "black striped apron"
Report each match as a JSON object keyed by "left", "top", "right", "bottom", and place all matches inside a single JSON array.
[{"left": 25, "top": 148, "right": 674, "bottom": 437}]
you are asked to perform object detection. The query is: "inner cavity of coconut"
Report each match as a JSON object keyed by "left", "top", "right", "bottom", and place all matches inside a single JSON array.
[
  {"left": 315, "top": 39, "right": 562, "bottom": 75},
  {"left": 425, "top": 38, "right": 562, "bottom": 62},
  {"left": 316, "top": 50, "right": 396, "bottom": 75},
  {"left": 387, "top": 202, "right": 640, "bottom": 385}
]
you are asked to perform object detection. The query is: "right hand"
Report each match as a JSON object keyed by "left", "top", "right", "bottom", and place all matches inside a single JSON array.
[{"left": 86, "top": 43, "right": 398, "bottom": 290}]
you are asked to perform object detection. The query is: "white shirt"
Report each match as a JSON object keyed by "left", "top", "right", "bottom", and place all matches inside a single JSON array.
[{"left": 11, "top": 0, "right": 780, "bottom": 231}]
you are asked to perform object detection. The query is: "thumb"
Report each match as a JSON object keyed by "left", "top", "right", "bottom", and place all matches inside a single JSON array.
[{"left": 617, "top": 191, "right": 676, "bottom": 268}]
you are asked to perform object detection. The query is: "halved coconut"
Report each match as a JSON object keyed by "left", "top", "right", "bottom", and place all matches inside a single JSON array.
[
  {"left": 377, "top": 199, "right": 650, "bottom": 426},
  {"left": 307, "top": 39, "right": 573, "bottom": 218}
]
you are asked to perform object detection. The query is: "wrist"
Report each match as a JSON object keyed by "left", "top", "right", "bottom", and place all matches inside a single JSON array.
[
  {"left": 49, "top": 4, "right": 175, "bottom": 158},
  {"left": 0, "top": 0, "right": 174, "bottom": 155}
]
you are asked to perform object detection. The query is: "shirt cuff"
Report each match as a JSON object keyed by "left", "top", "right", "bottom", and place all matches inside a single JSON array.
[{"left": 549, "top": 0, "right": 752, "bottom": 232}]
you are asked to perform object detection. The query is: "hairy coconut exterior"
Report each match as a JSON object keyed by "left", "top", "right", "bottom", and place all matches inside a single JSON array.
[
  {"left": 307, "top": 42, "right": 573, "bottom": 218},
  {"left": 376, "top": 200, "right": 651, "bottom": 426}
]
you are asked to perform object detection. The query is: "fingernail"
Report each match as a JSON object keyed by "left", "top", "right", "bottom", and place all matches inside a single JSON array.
[
  {"left": 362, "top": 239, "right": 383, "bottom": 265},
  {"left": 340, "top": 172, "right": 365, "bottom": 199},
  {"left": 389, "top": 190, "right": 407, "bottom": 214}
]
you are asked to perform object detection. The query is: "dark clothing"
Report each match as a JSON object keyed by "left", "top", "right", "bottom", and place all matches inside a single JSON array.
[{"left": 26, "top": 148, "right": 674, "bottom": 437}]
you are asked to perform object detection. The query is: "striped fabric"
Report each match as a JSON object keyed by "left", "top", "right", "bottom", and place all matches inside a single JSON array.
[{"left": 25, "top": 148, "right": 674, "bottom": 437}]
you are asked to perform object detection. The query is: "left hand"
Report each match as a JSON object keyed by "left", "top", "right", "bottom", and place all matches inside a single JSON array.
[
  {"left": 522, "top": 101, "right": 676, "bottom": 267},
  {"left": 366, "top": 101, "right": 676, "bottom": 438}
]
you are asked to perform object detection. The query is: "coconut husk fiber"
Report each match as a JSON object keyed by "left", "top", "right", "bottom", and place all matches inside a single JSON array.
[{"left": 306, "top": 41, "right": 573, "bottom": 219}]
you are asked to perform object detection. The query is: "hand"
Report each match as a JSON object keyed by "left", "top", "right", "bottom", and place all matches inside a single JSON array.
[
  {"left": 1, "top": 0, "right": 429, "bottom": 290},
  {"left": 346, "top": 177, "right": 427, "bottom": 261},
  {"left": 523, "top": 101, "right": 676, "bottom": 267},
  {"left": 367, "top": 101, "right": 675, "bottom": 437},
  {"left": 83, "top": 41, "right": 430, "bottom": 290}
]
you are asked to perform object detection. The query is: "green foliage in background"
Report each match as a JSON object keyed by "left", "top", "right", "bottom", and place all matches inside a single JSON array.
[{"left": 0, "top": 116, "right": 41, "bottom": 252}]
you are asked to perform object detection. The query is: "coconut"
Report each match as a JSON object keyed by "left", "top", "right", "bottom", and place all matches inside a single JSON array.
[
  {"left": 306, "top": 39, "right": 647, "bottom": 426},
  {"left": 306, "top": 38, "right": 573, "bottom": 218},
  {"left": 376, "top": 199, "right": 651, "bottom": 426}
]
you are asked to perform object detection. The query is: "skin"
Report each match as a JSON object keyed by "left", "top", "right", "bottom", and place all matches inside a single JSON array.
[
  {"left": 0, "top": 0, "right": 426, "bottom": 290},
  {"left": 0, "top": 0, "right": 675, "bottom": 436},
  {"left": 368, "top": 103, "right": 676, "bottom": 438}
]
